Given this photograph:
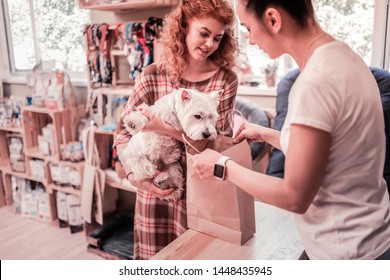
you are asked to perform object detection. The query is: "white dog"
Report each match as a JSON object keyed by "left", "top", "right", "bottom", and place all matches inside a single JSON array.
[{"left": 122, "top": 88, "right": 220, "bottom": 201}]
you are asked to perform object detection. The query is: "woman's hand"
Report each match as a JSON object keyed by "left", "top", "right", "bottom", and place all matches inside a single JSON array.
[
  {"left": 233, "top": 122, "right": 265, "bottom": 144},
  {"left": 127, "top": 173, "right": 174, "bottom": 198},
  {"left": 137, "top": 106, "right": 192, "bottom": 143},
  {"left": 192, "top": 149, "right": 222, "bottom": 180},
  {"left": 137, "top": 106, "right": 165, "bottom": 133}
]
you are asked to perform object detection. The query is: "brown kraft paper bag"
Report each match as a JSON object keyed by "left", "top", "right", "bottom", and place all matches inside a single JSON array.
[
  {"left": 81, "top": 125, "right": 118, "bottom": 225},
  {"left": 185, "top": 135, "right": 256, "bottom": 245}
]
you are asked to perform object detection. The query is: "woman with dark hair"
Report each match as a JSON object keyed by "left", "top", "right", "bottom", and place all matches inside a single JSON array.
[
  {"left": 192, "top": 0, "right": 390, "bottom": 260},
  {"left": 114, "top": 0, "right": 238, "bottom": 260}
]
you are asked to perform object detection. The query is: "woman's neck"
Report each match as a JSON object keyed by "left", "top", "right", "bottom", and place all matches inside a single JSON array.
[
  {"left": 288, "top": 25, "right": 334, "bottom": 70},
  {"left": 181, "top": 59, "right": 220, "bottom": 82}
]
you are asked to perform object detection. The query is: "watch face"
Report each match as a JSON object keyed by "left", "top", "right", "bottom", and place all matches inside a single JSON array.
[{"left": 213, "top": 164, "right": 224, "bottom": 179}]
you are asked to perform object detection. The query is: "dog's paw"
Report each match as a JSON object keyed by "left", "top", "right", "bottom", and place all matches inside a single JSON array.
[
  {"left": 153, "top": 167, "right": 184, "bottom": 202},
  {"left": 157, "top": 179, "right": 173, "bottom": 190},
  {"left": 161, "top": 185, "right": 184, "bottom": 202},
  {"left": 123, "top": 114, "right": 138, "bottom": 135},
  {"left": 123, "top": 111, "right": 147, "bottom": 135},
  {"left": 153, "top": 172, "right": 170, "bottom": 189}
]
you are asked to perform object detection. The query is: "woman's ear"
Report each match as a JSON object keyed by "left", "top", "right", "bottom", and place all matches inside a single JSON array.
[{"left": 263, "top": 8, "right": 282, "bottom": 34}]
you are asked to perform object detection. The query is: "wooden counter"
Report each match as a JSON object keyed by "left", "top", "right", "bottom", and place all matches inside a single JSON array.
[{"left": 152, "top": 202, "right": 303, "bottom": 260}]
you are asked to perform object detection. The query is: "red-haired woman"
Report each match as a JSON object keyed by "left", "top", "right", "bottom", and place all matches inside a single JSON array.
[{"left": 114, "top": 0, "right": 239, "bottom": 260}]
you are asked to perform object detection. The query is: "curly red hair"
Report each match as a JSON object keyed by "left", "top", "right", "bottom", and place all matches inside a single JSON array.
[{"left": 158, "top": 0, "right": 238, "bottom": 87}]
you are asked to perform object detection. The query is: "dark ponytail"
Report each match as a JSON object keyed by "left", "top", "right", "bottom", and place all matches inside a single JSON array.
[{"left": 243, "top": 0, "right": 314, "bottom": 29}]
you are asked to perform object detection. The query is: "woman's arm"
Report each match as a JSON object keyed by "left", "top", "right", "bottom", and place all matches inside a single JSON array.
[{"left": 192, "top": 124, "right": 331, "bottom": 213}]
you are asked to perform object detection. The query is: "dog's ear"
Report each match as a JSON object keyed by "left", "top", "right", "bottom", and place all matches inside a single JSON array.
[{"left": 181, "top": 89, "right": 192, "bottom": 102}]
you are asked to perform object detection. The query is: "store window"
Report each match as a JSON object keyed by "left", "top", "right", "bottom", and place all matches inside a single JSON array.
[
  {"left": 2, "top": 0, "right": 89, "bottom": 74},
  {"left": 236, "top": 0, "right": 376, "bottom": 87}
]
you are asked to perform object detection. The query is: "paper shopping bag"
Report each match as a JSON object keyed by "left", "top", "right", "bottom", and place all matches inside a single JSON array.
[
  {"left": 185, "top": 135, "right": 256, "bottom": 245},
  {"left": 81, "top": 125, "right": 118, "bottom": 225},
  {"left": 93, "top": 167, "right": 118, "bottom": 225}
]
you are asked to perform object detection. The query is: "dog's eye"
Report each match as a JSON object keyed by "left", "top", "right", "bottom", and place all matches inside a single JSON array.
[{"left": 194, "top": 115, "right": 202, "bottom": 119}]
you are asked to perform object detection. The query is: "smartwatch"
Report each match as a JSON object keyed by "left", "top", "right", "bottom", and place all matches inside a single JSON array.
[{"left": 213, "top": 156, "right": 231, "bottom": 180}]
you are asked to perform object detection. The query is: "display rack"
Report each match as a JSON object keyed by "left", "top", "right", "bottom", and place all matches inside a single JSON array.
[{"left": 0, "top": 105, "right": 85, "bottom": 227}]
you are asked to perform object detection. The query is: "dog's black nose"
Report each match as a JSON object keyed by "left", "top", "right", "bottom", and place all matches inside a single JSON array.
[{"left": 202, "top": 131, "right": 211, "bottom": 138}]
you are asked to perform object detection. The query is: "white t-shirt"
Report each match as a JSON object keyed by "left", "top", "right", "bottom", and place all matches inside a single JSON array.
[{"left": 280, "top": 40, "right": 390, "bottom": 259}]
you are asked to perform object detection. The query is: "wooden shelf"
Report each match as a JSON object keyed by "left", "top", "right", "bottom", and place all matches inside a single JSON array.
[
  {"left": 1, "top": 165, "right": 48, "bottom": 186},
  {"left": 57, "top": 160, "right": 85, "bottom": 168},
  {"left": 99, "top": 86, "right": 134, "bottom": 97},
  {"left": 22, "top": 105, "right": 65, "bottom": 115},
  {"left": 95, "top": 129, "right": 115, "bottom": 135},
  {"left": 25, "top": 146, "right": 57, "bottom": 162},
  {"left": 0, "top": 126, "right": 23, "bottom": 134},
  {"left": 78, "top": 0, "right": 178, "bottom": 11},
  {"left": 106, "top": 176, "right": 137, "bottom": 193},
  {"left": 110, "top": 49, "right": 127, "bottom": 56},
  {"left": 50, "top": 184, "right": 82, "bottom": 196}
]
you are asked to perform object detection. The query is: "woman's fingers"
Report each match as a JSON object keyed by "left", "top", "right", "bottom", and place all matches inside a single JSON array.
[
  {"left": 233, "top": 122, "right": 246, "bottom": 143},
  {"left": 151, "top": 186, "right": 175, "bottom": 197},
  {"left": 128, "top": 172, "right": 175, "bottom": 198}
]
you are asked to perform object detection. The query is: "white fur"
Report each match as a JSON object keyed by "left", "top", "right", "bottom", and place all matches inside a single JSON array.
[{"left": 122, "top": 88, "right": 220, "bottom": 201}]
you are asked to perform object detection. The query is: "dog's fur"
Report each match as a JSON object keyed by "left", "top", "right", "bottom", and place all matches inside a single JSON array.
[{"left": 122, "top": 88, "right": 220, "bottom": 201}]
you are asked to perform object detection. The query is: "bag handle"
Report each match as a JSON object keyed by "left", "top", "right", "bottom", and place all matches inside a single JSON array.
[
  {"left": 82, "top": 125, "right": 93, "bottom": 164},
  {"left": 182, "top": 133, "right": 201, "bottom": 154},
  {"left": 215, "top": 108, "right": 246, "bottom": 149},
  {"left": 82, "top": 121, "right": 101, "bottom": 167},
  {"left": 219, "top": 108, "right": 245, "bottom": 135}
]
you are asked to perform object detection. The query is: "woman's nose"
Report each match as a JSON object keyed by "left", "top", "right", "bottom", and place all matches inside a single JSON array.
[
  {"left": 247, "top": 33, "right": 255, "bottom": 45},
  {"left": 205, "top": 38, "right": 214, "bottom": 48}
]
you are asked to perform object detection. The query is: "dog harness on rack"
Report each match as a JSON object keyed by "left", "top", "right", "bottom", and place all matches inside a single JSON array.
[
  {"left": 99, "top": 23, "right": 113, "bottom": 85},
  {"left": 84, "top": 24, "right": 113, "bottom": 86}
]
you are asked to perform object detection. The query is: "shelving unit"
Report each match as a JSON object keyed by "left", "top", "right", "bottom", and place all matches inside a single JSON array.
[
  {"left": 0, "top": 105, "right": 85, "bottom": 228},
  {"left": 0, "top": 124, "right": 26, "bottom": 208},
  {"left": 22, "top": 106, "right": 79, "bottom": 161},
  {"left": 49, "top": 159, "right": 85, "bottom": 197},
  {"left": 78, "top": 0, "right": 178, "bottom": 11},
  {"left": 95, "top": 87, "right": 133, "bottom": 127}
]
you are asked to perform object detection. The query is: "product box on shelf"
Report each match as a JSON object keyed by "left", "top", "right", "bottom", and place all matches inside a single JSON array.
[{"left": 7, "top": 134, "right": 26, "bottom": 173}]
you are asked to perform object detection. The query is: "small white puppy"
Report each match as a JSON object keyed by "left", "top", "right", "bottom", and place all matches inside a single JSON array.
[{"left": 122, "top": 88, "right": 220, "bottom": 201}]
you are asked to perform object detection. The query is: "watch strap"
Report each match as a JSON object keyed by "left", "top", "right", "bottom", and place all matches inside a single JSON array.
[{"left": 215, "top": 155, "right": 231, "bottom": 166}]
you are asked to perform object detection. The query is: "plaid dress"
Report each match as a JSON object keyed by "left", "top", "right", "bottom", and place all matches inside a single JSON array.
[{"left": 114, "top": 64, "right": 238, "bottom": 260}]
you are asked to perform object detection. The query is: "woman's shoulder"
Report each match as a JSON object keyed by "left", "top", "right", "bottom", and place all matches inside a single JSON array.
[
  {"left": 137, "top": 63, "right": 169, "bottom": 85},
  {"left": 141, "top": 63, "right": 159, "bottom": 76}
]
